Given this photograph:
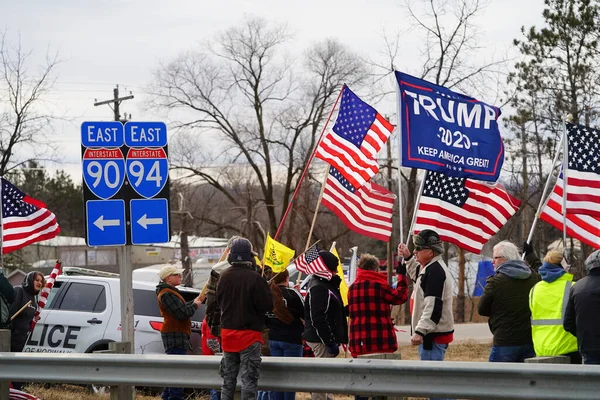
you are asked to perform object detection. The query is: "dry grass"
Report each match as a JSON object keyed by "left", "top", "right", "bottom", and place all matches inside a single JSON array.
[{"left": 24, "top": 343, "right": 491, "bottom": 400}]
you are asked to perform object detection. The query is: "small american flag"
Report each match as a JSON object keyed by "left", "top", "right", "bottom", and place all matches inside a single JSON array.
[
  {"left": 31, "top": 261, "right": 62, "bottom": 332},
  {"left": 294, "top": 245, "right": 332, "bottom": 280},
  {"left": 540, "top": 175, "right": 600, "bottom": 249},
  {"left": 1, "top": 178, "right": 60, "bottom": 254},
  {"left": 322, "top": 166, "right": 395, "bottom": 241},
  {"left": 10, "top": 388, "right": 41, "bottom": 400},
  {"left": 564, "top": 123, "right": 600, "bottom": 216},
  {"left": 414, "top": 171, "right": 520, "bottom": 254},
  {"left": 316, "top": 86, "right": 393, "bottom": 189}
]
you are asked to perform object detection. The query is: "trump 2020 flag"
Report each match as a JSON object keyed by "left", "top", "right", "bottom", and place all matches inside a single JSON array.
[
  {"left": 322, "top": 166, "right": 395, "bottom": 242},
  {"left": 564, "top": 123, "right": 600, "bottom": 216},
  {"left": 395, "top": 71, "right": 504, "bottom": 182},
  {"left": 1, "top": 178, "right": 61, "bottom": 254},
  {"left": 316, "top": 85, "right": 394, "bottom": 189},
  {"left": 414, "top": 171, "right": 520, "bottom": 254}
]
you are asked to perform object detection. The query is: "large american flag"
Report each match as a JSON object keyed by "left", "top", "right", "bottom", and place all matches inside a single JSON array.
[
  {"left": 293, "top": 245, "right": 332, "bottom": 280},
  {"left": 30, "top": 261, "right": 62, "bottom": 332},
  {"left": 414, "top": 171, "right": 521, "bottom": 254},
  {"left": 1, "top": 178, "right": 60, "bottom": 254},
  {"left": 316, "top": 86, "right": 393, "bottom": 189},
  {"left": 564, "top": 123, "right": 600, "bottom": 216},
  {"left": 540, "top": 175, "right": 600, "bottom": 249},
  {"left": 322, "top": 166, "right": 395, "bottom": 241}
]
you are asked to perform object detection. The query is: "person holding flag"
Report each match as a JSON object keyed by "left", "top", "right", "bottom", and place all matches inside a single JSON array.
[
  {"left": 9, "top": 271, "right": 44, "bottom": 390},
  {"left": 302, "top": 250, "right": 347, "bottom": 400}
]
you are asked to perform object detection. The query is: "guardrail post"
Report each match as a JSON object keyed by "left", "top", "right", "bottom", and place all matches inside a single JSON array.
[
  {"left": 0, "top": 329, "right": 10, "bottom": 400},
  {"left": 109, "top": 341, "right": 134, "bottom": 400},
  {"left": 357, "top": 353, "right": 404, "bottom": 400}
]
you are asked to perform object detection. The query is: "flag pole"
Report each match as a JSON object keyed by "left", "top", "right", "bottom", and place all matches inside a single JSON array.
[
  {"left": 561, "top": 119, "right": 570, "bottom": 258},
  {"left": 273, "top": 86, "right": 345, "bottom": 241},
  {"left": 394, "top": 70, "right": 404, "bottom": 244},
  {"left": 405, "top": 170, "right": 429, "bottom": 246},
  {"left": 524, "top": 129, "right": 565, "bottom": 247},
  {"left": 296, "top": 167, "right": 329, "bottom": 284}
]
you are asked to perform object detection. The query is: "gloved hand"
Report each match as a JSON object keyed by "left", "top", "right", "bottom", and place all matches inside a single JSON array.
[
  {"left": 523, "top": 241, "right": 534, "bottom": 257},
  {"left": 326, "top": 343, "right": 340, "bottom": 357},
  {"left": 396, "top": 260, "right": 407, "bottom": 276}
]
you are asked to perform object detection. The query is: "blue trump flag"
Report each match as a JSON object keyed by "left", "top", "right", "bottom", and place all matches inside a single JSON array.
[
  {"left": 473, "top": 260, "right": 495, "bottom": 296},
  {"left": 395, "top": 71, "right": 504, "bottom": 182}
]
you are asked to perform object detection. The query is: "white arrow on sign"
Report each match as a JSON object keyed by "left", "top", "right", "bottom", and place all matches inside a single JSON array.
[
  {"left": 137, "top": 214, "right": 164, "bottom": 229},
  {"left": 94, "top": 215, "right": 121, "bottom": 231}
]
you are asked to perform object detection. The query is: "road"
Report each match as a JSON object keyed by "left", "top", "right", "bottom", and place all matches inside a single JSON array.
[{"left": 395, "top": 322, "right": 492, "bottom": 346}]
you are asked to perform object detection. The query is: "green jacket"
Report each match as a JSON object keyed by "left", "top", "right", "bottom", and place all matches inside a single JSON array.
[{"left": 478, "top": 259, "right": 540, "bottom": 346}]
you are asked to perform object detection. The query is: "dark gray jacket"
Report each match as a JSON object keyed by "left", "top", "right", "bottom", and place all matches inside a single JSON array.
[
  {"left": 564, "top": 269, "right": 600, "bottom": 358},
  {"left": 10, "top": 272, "right": 40, "bottom": 352},
  {"left": 0, "top": 272, "right": 15, "bottom": 329}
]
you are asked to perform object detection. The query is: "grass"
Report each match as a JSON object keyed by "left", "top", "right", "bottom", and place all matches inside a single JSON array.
[{"left": 24, "top": 343, "right": 492, "bottom": 399}]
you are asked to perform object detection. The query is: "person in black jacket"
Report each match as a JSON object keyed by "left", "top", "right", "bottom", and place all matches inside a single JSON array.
[
  {"left": 0, "top": 271, "right": 15, "bottom": 329},
  {"left": 216, "top": 238, "right": 273, "bottom": 400},
  {"left": 564, "top": 249, "right": 600, "bottom": 364},
  {"left": 10, "top": 271, "right": 44, "bottom": 391},
  {"left": 303, "top": 251, "right": 347, "bottom": 400},
  {"left": 266, "top": 269, "right": 304, "bottom": 400}
]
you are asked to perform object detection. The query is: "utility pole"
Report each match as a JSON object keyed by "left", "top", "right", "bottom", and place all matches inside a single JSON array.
[
  {"left": 94, "top": 85, "right": 134, "bottom": 122},
  {"left": 174, "top": 193, "right": 194, "bottom": 287}
]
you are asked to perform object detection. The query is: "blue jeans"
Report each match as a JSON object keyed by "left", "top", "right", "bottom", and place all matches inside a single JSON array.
[
  {"left": 583, "top": 353, "right": 600, "bottom": 365},
  {"left": 418, "top": 343, "right": 451, "bottom": 400},
  {"left": 489, "top": 344, "right": 535, "bottom": 363},
  {"left": 162, "top": 347, "right": 187, "bottom": 400},
  {"left": 269, "top": 341, "right": 303, "bottom": 400}
]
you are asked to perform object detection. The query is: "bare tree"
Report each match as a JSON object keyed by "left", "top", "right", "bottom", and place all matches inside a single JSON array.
[
  {"left": 149, "top": 17, "right": 369, "bottom": 244},
  {"left": 0, "top": 30, "right": 60, "bottom": 175}
]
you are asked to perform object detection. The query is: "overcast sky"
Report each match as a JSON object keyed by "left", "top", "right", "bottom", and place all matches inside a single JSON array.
[{"left": 0, "top": 0, "right": 545, "bottom": 181}]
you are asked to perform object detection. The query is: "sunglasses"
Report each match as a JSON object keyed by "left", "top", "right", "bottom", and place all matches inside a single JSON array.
[{"left": 414, "top": 246, "right": 431, "bottom": 251}]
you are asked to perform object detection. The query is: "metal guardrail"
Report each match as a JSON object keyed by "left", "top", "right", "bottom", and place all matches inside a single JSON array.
[{"left": 0, "top": 353, "right": 599, "bottom": 399}]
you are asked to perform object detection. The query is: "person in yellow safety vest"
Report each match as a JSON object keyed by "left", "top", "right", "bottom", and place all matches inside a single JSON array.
[{"left": 528, "top": 250, "right": 581, "bottom": 364}]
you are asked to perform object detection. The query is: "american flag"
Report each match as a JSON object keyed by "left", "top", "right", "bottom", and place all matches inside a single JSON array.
[
  {"left": 540, "top": 175, "right": 600, "bottom": 249},
  {"left": 1, "top": 178, "right": 60, "bottom": 254},
  {"left": 322, "top": 166, "right": 395, "bottom": 241},
  {"left": 31, "top": 261, "right": 62, "bottom": 332},
  {"left": 564, "top": 123, "right": 600, "bottom": 216},
  {"left": 9, "top": 388, "right": 40, "bottom": 400},
  {"left": 293, "top": 245, "right": 332, "bottom": 280},
  {"left": 316, "top": 86, "right": 393, "bottom": 189},
  {"left": 414, "top": 171, "right": 521, "bottom": 254}
]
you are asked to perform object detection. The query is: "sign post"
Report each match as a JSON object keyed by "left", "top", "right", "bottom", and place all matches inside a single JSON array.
[{"left": 81, "top": 120, "right": 171, "bottom": 399}]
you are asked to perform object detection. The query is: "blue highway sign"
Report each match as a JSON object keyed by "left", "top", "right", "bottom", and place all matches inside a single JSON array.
[
  {"left": 86, "top": 200, "right": 126, "bottom": 246},
  {"left": 130, "top": 198, "right": 169, "bottom": 245},
  {"left": 126, "top": 147, "right": 169, "bottom": 198},
  {"left": 81, "top": 121, "right": 124, "bottom": 148},
  {"left": 82, "top": 148, "right": 126, "bottom": 199},
  {"left": 125, "top": 122, "right": 167, "bottom": 147}
]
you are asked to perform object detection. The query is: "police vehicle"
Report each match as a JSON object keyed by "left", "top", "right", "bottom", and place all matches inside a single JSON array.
[{"left": 23, "top": 267, "right": 205, "bottom": 355}]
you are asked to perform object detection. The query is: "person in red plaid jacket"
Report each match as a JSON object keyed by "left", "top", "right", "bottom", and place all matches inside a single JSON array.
[{"left": 348, "top": 254, "right": 409, "bottom": 357}]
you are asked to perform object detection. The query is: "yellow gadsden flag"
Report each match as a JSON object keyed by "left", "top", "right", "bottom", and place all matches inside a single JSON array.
[
  {"left": 330, "top": 246, "right": 349, "bottom": 306},
  {"left": 263, "top": 233, "right": 295, "bottom": 273}
]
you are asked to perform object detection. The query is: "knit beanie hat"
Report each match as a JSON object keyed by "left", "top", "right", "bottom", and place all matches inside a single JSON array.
[
  {"left": 227, "top": 237, "right": 254, "bottom": 264},
  {"left": 319, "top": 251, "right": 339, "bottom": 272},
  {"left": 585, "top": 249, "right": 600, "bottom": 272},
  {"left": 413, "top": 229, "right": 444, "bottom": 254}
]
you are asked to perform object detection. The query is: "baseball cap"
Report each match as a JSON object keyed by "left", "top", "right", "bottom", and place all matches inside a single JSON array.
[{"left": 159, "top": 266, "right": 185, "bottom": 281}]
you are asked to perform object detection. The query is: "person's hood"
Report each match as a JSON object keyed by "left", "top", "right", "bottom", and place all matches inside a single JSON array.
[
  {"left": 155, "top": 281, "right": 176, "bottom": 295},
  {"left": 539, "top": 262, "right": 567, "bottom": 283},
  {"left": 495, "top": 259, "right": 532, "bottom": 280},
  {"left": 22, "top": 271, "right": 40, "bottom": 295},
  {"left": 355, "top": 268, "right": 388, "bottom": 284}
]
